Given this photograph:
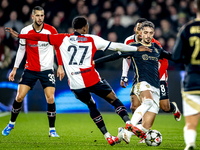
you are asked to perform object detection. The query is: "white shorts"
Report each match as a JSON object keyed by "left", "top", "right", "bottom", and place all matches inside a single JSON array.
[
  {"left": 182, "top": 91, "right": 200, "bottom": 116},
  {"left": 133, "top": 81, "right": 160, "bottom": 114}
]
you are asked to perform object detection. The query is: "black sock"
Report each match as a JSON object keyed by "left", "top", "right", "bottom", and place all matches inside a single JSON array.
[
  {"left": 169, "top": 102, "right": 176, "bottom": 113},
  {"left": 88, "top": 103, "right": 107, "bottom": 135},
  {"left": 11, "top": 100, "right": 22, "bottom": 122},
  {"left": 47, "top": 103, "right": 56, "bottom": 128},
  {"left": 111, "top": 99, "right": 130, "bottom": 123}
]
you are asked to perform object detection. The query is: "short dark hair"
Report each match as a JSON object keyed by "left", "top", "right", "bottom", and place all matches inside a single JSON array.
[
  {"left": 32, "top": 6, "right": 44, "bottom": 14},
  {"left": 141, "top": 21, "right": 155, "bottom": 30},
  {"left": 72, "top": 16, "right": 87, "bottom": 29},
  {"left": 135, "top": 18, "right": 148, "bottom": 27}
]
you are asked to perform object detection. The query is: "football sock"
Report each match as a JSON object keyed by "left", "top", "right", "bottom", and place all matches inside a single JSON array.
[
  {"left": 111, "top": 99, "right": 130, "bottom": 123},
  {"left": 135, "top": 124, "right": 149, "bottom": 133},
  {"left": 104, "top": 132, "right": 111, "bottom": 139},
  {"left": 47, "top": 103, "right": 56, "bottom": 128},
  {"left": 49, "top": 127, "right": 55, "bottom": 131},
  {"left": 11, "top": 100, "right": 22, "bottom": 122},
  {"left": 184, "top": 126, "right": 196, "bottom": 146},
  {"left": 88, "top": 103, "right": 107, "bottom": 135},
  {"left": 131, "top": 99, "right": 153, "bottom": 126},
  {"left": 9, "top": 121, "right": 15, "bottom": 125},
  {"left": 169, "top": 102, "right": 176, "bottom": 113}
]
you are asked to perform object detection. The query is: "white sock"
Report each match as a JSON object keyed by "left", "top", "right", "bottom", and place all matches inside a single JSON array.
[
  {"left": 184, "top": 127, "right": 197, "bottom": 146},
  {"left": 126, "top": 121, "right": 131, "bottom": 124},
  {"left": 9, "top": 121, "right": 15, "bottom": 125},
  {"left": 104, "top": 132, "right": 111, "bottom": 139},
  {"left": 49, "top": 127, "right": 55, "bottom": 131},
  {"left": 135, "top": 124, "right": 149, "bottom": 133},
  {"left": 131, "top": 99, "right": 153, "bottom": 126}
]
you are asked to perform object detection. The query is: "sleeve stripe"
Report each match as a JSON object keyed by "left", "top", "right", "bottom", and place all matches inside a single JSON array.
[
  {"left": 47, "top": 34, "right": 52, "bottom": 45},
  {"left": 104, "top": 42, "right": 111, "bottom": 51}
]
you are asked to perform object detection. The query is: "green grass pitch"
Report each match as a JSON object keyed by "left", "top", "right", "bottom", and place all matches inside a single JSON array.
[{"left": 0, "top": 112, "right": 199, "bottom": 150}]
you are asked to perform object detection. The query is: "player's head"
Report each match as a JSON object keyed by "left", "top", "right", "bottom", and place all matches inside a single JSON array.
[
  {"left": 72, "top": 16, "right": 89, "bottom": 34},
  {"left": 194, "top": 0, "right": 200, "bottom": 12},
  {"left": 31, "top": 6, "right": 44, "bottom": 27},
  {"left": 134, "top": 18, "right": 148, "bottom": 41},
  {"left": 140, "top": 21, "right": 155, "bottom": 45}
]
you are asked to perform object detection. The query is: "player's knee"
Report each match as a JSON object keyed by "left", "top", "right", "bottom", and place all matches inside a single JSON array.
[
  {"left": 160, "top": 104, "right": 170, "bottom": 112},
  {"left": 46, "top": 96, "right": 55, "bottom": 104},
  {"left": 130, "top": 105, "right": 137, "bottom": 113},
  {"left": 16, "top": 95, "right": 25, "bottom": 102},
  {"left": 143, "top": 99, "right": 153, "bottom": 107}
]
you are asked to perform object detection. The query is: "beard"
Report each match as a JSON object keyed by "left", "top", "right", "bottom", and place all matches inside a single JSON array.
[
  {"left": 144, "top": 38, "right": 151, "bottom": 44},
  {"left": 34, "top": 20, "right": 43, "bottom": 27}
]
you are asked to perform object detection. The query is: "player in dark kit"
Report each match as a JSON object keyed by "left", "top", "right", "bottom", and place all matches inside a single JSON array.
[
  {"left": 172, "top": 0, "right": 200, "bottom": 149},
  {"left": 122, "top": 18, "right": 181, "bottom": 123},
  {"left": 95, "top": 21, "right": 174, "bottom": 143}
]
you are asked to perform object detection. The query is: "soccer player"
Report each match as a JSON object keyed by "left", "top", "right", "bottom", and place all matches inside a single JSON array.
[
  {"left": 2, "top": 6, "right": 65, "bottom": 137},
  {"left": 121, "top": 18, "right": 181, "bottom": 122},
  {"left": 172, "top": 0, "right": 200, "bottom": 149},
  {"left": 94, "top": 21, "right": 174, "bottom": 143},
  {"left": 5, "top": 16, "right": 151, "bottom": 145}
]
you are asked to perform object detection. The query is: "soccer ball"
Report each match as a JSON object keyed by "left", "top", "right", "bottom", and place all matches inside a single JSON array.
[{"left": 145, "top": 130, "right": 162, "bottom": 146}]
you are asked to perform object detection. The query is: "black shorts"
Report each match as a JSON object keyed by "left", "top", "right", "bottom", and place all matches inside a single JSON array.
[
  {"left": 19, "top": 69, "right": 56, "bottom": 90},
  {"left": 160, "top": 81, "right": 169, "bottom": 100},
  {"left": 71, "top": 79, "right": 112, "bottom": 104}
]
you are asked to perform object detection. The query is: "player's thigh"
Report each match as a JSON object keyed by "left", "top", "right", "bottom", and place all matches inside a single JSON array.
[
  {"left": 182, "top": 92, "right": 200, "bottom": 117},
  {"left": 44, "top": 86, "right": 55, "bottom": 104},
  {"left": 71, "top": 89, "right": 92, "bottom": 105},
  {"left": 131, "top": 94, "right": 141, "bottom": 107},
  {"left": 90, "top": 79, "right": 117, "bottom": 103},
  {"left": 142, "top": 111, "right": 156, "bottom": 129},
  {"left": 39, "top": 70, "right": 56, "bottom": 89},
  {"left": 185, "top": 113, "right": 200, "bottom": 130},
  {"left": 16, "top": 84, "right": 31, "bottom": 102}
]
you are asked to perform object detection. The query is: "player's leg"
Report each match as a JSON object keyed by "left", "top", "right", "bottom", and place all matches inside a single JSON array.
[
  {"left": 71, "top": 88, "right": 118, "bottom": 146},
  {"left": 40, "top": 70, "right": 58, "bottom": 137},
  {"left": 130, "top": 94, "right": 141, "bottom": 114},
  {"left": 160, "top": 80, "right": 181, "bottom": 121},
  {"left": 2, "top": 69, "right": 34, "bottom": 136},
  {"left": 182, "top": 92, "right": 200, "bottom": 150},
  {"left": 44, "top": 86, "right": 59, "bottom": 137}
]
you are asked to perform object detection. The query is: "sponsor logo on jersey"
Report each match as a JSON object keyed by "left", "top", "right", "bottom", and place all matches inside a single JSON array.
[
  {"left": 71, "top": 69, "right": 91, "bottom": 75},
  {"left": 28, "top": 43, "right": 49, "bottom": 47},
  {"left": 142, "top": 54, "right": 158, "bottom": 61}
]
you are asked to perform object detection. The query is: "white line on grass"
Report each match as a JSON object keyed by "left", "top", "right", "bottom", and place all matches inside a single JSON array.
[{"left": 0, "top": 112, "right": 10, "bottom": 117}]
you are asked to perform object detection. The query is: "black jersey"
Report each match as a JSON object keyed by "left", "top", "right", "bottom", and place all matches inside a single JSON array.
[
  {"left": 129, "top": 42, "right": 162, "bottom": 88},
  {"left": 172, "top": 19, "right": 200, "bottom": 92}
]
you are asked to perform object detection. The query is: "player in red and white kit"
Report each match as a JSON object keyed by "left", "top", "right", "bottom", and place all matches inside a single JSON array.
[
  {"left": 6, "top": 16, "right": 152, "bottom": 145},
  {"left": 120, "top": 18, "right": 181, "bottom": 125},
  {"left": 2, "top": 6, "right": 64, "bottom": 137}
]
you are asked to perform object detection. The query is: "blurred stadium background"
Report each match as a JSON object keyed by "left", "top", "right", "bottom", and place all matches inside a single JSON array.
[{"left": 0, "top": 0, "right": 193, "bottom": 113}]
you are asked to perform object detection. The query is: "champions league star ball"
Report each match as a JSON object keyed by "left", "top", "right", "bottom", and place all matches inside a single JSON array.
[{"left": 145, "top": 130, "right": 162, "bottom": 146}]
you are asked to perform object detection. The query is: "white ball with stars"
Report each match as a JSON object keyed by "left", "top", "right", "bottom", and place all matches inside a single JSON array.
[{"left": 145, "top": 130, "right": 162, "bottom": 146}]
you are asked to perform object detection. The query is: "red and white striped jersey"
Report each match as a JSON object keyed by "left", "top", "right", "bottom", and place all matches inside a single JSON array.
[
  {"left": 124, "top": 34, "right": 168, "bottom": 81},
  {"left": 15, "top": 23, "right": 62, "bottom": 72},
  {"left": 19, "top": 32, "right": 139, "bottom": 89}
]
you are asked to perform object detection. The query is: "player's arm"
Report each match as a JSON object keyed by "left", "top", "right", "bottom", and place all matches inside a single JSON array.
[
  {"left": 171, "top": 28, "right": 185, "bottom": 62},
  {"left": 121, "top": 57, "right": 131, "bottom": 88},
  {"left": 9, "top": 29, "right": 26, "bottom": 81},
  {"left": 94, "top": 51, "right": 131, "bottom": 64}
]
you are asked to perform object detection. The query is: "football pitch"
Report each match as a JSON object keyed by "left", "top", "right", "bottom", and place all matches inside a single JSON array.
[{"left": 0, "top": 112, "right": 199, "bottom": 150}]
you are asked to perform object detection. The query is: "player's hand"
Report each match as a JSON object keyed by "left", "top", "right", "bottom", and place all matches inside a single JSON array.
[
  {"left": 57, "top": 65, "right": 65, "bottom": 81},
  {"left": 120, "top": 77, "right": 128, "bottom": 88},
  {"left": 5, "top": 27, "right": 19, "bottom": 38},
  {"left": 9, "top": 68, "right": 17, "bottom": 81},
  {"left": 137, "top": 46, "right": 152, "bottom": 52}
]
